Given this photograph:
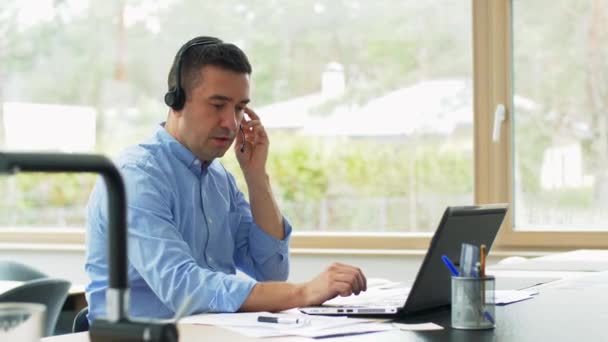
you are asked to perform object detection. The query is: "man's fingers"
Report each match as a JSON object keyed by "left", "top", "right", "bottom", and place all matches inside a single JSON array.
[
  {"left": 242, "top": 120, "right": 261, "bottom": 130},
  {"left": 343, "top": 266, "right": 366, "bottom": 293},
  {"left": 327, "top": 263, "right": 367, "bottom": 294},
  {"left": 357, "top": 268, "right": 367, "bottom": 291},
  {"left": 332, "top": 281, "right": 353, "bottom": 297},
  {"left": 244, "top": 107, "right": 260, "bottom": 120},
  {"left": 241, "top": 118, "right": 268, "bottom": 146},
  {"left": 330, "top": 272, "right": 363, "bottom": 295}
]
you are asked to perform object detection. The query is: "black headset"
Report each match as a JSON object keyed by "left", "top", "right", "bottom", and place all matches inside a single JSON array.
[
  {"left": 164, "top": 37, "right": 246, "bottom": 153},
  {"left": 164, "top": 36, "right": 222, "bottom": 111}
]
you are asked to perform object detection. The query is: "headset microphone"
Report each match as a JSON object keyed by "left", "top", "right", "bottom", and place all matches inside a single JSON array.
[{"left": 239, "top": 125, "right": 246, "bottom": 153}]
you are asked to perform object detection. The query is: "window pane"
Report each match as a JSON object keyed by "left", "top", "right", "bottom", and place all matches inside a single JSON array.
[
  {"left": 0, "top": 0, "right": 473, "bottom": 232},
  {"left": 513, "top": 0, "right": 608, "bottom": 230}
]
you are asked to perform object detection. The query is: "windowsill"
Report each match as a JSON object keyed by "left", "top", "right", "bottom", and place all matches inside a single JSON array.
[
  {"left": 291, "top": 248, "right": 565, "bottom": 257},
  {"left": 0, "top": 241, "right": 566, "bottom": 258},
  {"left": 0, "top": 243, "right": 85, "bottom": 252},
  {"left": 0, "top": 227, "right": 586, "bottom": 257}
]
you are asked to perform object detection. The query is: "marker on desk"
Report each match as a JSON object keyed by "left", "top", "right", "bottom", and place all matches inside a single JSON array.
[
  {"left": 257, "top": 316, "right": 307, "bottom": 324},
  {"left": 483, "top": 310, "right": 495, "bottom": 324},
  {"left": 480, "top": 244, "right": 486, "bottom": 305},
  {"left": 478, "top": 244, "right": 494, "bottom": 325},
  {"left": 441, "top": 255, "right": 459, "bottom": 276},
  {"left": 480, "top": 244, "right": 486, "bottom": 279}
]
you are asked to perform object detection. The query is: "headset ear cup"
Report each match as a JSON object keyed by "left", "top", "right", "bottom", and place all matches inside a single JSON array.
[
  {"left": 164, "top": 90, "right": 177, "bottom": 108},
  {"left": 166, "top": 37, "right": 221, "bottom": 110},
  {"left": 164, "top": 88, "right": 185, "bottom": 110},
  {"left": 173, "top": 92, "right": 185, "bottom": 110}
]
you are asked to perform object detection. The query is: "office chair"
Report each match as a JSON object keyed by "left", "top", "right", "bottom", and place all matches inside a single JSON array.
[
  {"left": 0, "top": 260, "right": 48, "bottom": 281},
  {"left": 0, "top": 278, "right": 71, "bottom": 337},
  {"left": 72, "top": 306, "right": 89, "bottom": 332}
]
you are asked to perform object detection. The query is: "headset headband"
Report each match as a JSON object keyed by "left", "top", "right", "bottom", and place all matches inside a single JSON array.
[{"left": 164, "top": 37, "right": 222, "bottom": 110}]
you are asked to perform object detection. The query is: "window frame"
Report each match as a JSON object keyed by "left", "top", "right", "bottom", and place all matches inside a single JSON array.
[{"left": 477, "top": 0, "right": 608, "bottom": 249}]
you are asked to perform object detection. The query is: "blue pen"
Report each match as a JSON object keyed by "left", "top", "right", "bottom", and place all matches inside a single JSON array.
[
  {"left": 483, "top": 310, "right": 495, "bottom": 324},
  {"left": 441, "top": 255, "right": 459, "bottom": 276}
]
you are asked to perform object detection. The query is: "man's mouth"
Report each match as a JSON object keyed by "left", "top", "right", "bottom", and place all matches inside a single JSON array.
[
  {"left": 211, "top": 136, "right": 233, "bottom": 145},
  {"left": 213, "top": 136, "right": 232, "bottom": 141}
]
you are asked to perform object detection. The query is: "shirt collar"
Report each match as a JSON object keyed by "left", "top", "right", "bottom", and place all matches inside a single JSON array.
[{"left": 155, "top": 123, "right": 211, "bottom": 175}]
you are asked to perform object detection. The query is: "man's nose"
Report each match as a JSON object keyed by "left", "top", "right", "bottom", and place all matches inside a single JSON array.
[{"left": 219, "top": 109, "right": 238, "bottom": 131}]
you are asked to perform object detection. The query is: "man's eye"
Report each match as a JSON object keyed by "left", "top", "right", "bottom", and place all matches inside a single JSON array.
[
  {"left": 235, "top": 107, "right": 244, "bottom": 113},
  {"left": 212, "top": 104, "right": 224, "bottom": 109}
]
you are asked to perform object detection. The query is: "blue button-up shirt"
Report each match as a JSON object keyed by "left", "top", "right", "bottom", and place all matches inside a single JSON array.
[{"left": 85, "top": 124, "right": 291, "bottom": 321}]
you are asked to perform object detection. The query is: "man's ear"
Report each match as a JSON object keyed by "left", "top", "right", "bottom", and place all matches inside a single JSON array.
[{"left": 168, "top": 108, "right": 183, "bottom": 118}]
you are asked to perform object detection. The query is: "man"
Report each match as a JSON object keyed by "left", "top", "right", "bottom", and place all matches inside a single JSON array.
[{"left": 85, "top": 36, "right": 367, "bottom": 321}]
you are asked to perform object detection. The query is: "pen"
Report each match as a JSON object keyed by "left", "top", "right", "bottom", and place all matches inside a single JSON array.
[
  {"left": 441, "top": 255, "right": 460, "bottom": 276},
  {"left": 483, "top": 310, "right": 495, "bottom": 324},
  {"left": 480, "top": 244, "right": 486, "bottom": 305},
  {"left": 257, "top": 316, "right": 307, "bottom": 324},
  {"left": 480, "top": 244, "right": 486, "bottom": 279}
]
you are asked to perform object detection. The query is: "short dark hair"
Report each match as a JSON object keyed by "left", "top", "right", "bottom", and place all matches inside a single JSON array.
[{"left": 167, "top": 36, "right": 252, "bottom": 95}]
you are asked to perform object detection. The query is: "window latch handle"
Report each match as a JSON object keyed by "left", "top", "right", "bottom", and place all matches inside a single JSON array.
[{"left": 492, "top": 104, "right": 506, "bottom": 143}]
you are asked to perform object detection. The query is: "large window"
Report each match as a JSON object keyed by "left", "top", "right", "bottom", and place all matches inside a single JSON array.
[
  {"left": 477, "top": 0, "right": 608, "bottom": 249},
  {"left": 512, "top": 0, "right": 608, "bottom": 231},
  {"left": 6, "top": 1, "right": 603, "bottom": 250},
  {"left": 0, "top": 1, "right": 473, "bottom": 238}
]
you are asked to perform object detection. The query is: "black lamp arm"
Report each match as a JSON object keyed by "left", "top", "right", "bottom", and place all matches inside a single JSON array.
[
  {"left": 0, "top": 153, "right": 127, "bottom": 313},
  {"left": 0, "top": 152, "right": 178, "bottom": 341}
]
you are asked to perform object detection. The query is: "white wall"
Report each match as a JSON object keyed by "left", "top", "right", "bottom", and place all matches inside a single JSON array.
[
  {"left": 0, "top": 249, "right": 88, "bottom": 284},
  {"left": 287, "top": 253, "right": 424, "bottom": 283},
  {"left": 0, "top": 249, "right": 505, "bottom": 285}
]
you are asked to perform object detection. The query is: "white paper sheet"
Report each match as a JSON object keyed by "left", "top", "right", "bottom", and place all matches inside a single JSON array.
[
  {"left": 495, "top": 290, "right": 538, "bottom": 305},
  {"left": 392, "top": 322, "right": 444, "bottom": 331},
  {"left": 180, "top": 311, "right": 394, "bottom": 338}
]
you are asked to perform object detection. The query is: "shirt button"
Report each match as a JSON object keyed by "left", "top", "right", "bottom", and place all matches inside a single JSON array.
[
  {"left": 208, "top": 218, "right": 213, "bottom": 224},
  {"left": 194, "top": 160, "right": 200, "bottom": 165}
]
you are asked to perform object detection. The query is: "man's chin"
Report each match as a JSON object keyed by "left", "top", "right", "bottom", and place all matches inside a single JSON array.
[{"left": 212, "top": 147, "right": 231, "bottom": 159}]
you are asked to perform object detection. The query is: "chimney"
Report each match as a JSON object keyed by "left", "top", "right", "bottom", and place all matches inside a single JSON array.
[{"left": 321, "top": 62, "right": 345, "bottom": 99}]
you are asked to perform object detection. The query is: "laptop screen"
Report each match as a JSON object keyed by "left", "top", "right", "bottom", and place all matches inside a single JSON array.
[{"left": 402, "top": 204, "right": 508, "bottom": 314}]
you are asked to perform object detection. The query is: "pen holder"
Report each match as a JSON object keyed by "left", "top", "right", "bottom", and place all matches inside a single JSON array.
[{"left": 451, "top": 275, "right": 495, "bottom": 330}]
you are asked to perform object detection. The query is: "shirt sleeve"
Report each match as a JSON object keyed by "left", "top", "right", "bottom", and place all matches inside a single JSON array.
[
  {"left": 121, "top": 163, "right": 256, "bottom": 314},
  {"left": 227, "top": 173, "right": 292, "bottom": 282}
]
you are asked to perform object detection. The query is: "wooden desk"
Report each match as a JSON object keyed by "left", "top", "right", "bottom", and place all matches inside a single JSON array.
[{"left": 41, "top": 271, "right": 608, "bottom": 342}]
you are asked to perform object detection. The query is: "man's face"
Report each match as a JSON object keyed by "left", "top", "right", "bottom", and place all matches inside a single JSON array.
[{"left": 173, "top": 65, "right": 250, "bottom": 161}]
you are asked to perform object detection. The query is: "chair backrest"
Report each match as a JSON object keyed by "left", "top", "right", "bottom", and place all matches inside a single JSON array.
[
  {"left": 0, "top": 278, "right": 71, "bottom": 337},
  {"left": 72, "top": 306, "right": 89, "bottom": 332},
  {"left": 0, "top": 260, "right": 48, "bottom": 281}
]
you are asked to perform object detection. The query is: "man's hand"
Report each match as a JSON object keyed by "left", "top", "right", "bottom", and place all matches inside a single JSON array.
[
  {"left": 302, "top": 262, "right": 368, "bottom": 306},
  {"left": 239, "top": 262, "right": 367, "bottom": 312},
  {"left": 235, "top": 107, "right": 269, "bottom": 181}
]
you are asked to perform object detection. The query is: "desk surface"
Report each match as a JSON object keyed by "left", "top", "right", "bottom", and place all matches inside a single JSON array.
[{"left": 42, "top": 271, "right": 608, "bottom": 342}]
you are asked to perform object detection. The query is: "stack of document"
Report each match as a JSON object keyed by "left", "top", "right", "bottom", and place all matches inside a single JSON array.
[{"left": 180, "top": 311, "right": 394, "bottom": 338}]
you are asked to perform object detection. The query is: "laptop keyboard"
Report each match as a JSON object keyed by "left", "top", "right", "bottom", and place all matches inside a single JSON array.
[{"left": 323, "top": 285, "right": 410, "bottom": 308}]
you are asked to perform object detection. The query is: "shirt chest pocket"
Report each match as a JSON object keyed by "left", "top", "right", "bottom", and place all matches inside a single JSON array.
[{"left": 205, "top": 211, "right": 241, "bottom": 271}]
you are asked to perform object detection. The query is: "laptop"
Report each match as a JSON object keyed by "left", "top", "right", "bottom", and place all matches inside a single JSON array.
[{"left": 300, "top": 203, "right": 508, "bottom": 316}]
